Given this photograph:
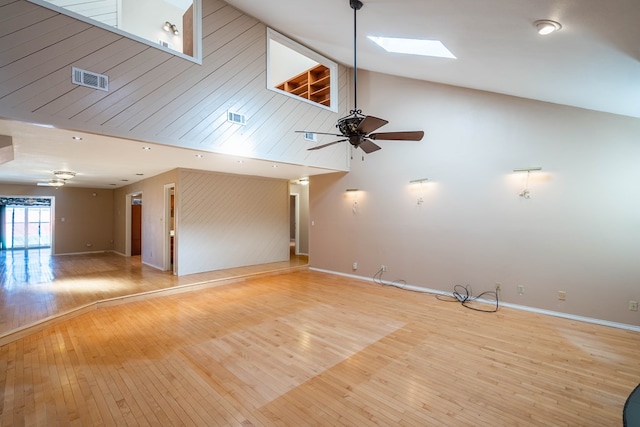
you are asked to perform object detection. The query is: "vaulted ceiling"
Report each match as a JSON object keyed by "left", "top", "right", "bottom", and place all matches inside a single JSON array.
[{"left": 1, "top": 0, "right": 638, "bottom": 188}]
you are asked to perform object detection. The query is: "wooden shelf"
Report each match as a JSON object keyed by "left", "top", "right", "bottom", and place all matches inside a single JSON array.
[{"left": 277, "top": 64, "right": 330, "bottom": 107}]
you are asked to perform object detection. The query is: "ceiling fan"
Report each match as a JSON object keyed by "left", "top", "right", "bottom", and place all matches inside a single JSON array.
[{"left": 298, "top": 0, "right": 424, "bottom": 154}]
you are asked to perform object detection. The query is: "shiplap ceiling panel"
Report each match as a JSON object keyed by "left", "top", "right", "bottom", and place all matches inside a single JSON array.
[
  {"left": 99, "top": 57, "right": 197, "bottom": 129},
  {"left": 0, "top": 14, "right": 71, "bottom": 54},
  {"left": 28, "top": 43, "right": 149, "bottom": 116},
  {"left": 11, "top": 39, "right": 145, "bottom": 112},
  {"left": 65, "top": 49, "right": 172, "bottom": 121},
  {"left": 124, "top": 17, "right": 260, "bottom": 136},
  {"left": 124, "top": 18, "right": 262, "bottom": 136},
  {"left": 157, "top": 41, "right": 265, "bottom": 141},
  {"left": 0, "top": 19, "right": 90, "bottom": 69}
]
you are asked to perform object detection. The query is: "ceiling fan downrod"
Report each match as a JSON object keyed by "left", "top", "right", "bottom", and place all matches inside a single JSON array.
[{"left": 350, "top": 0, "right": 363, "bottom": 114}]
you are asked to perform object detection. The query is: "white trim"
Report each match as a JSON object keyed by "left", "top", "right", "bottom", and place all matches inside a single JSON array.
[{"left": 309, "top": 267, "right": 640, "bottom": 333}]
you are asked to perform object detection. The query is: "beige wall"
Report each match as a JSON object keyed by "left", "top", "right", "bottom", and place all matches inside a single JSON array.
[
  {"left": 310, "top": 70, "right": 640, "bottom": 327},
  {"left": 0, "top": 184, "right": 113, "bottom": 254},
  {"left": 177, "top": 169, "right": 289, "bottom": 275}
]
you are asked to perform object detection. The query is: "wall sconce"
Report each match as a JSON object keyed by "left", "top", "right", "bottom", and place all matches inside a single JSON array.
[
  {"left": 409, "top": 178, "right": 429, "bottom": 205},
  {"left": 346, "top": 188, "right": 359, "bottom": 214},
  {"left": 163, "top": 21, "right": 179, "bottom": 35},
  {"left": 513, "top": 167, "right": 542, "bottom": 199}
]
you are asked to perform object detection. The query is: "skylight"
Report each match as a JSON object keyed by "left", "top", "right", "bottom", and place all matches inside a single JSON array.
[{"left": 368, "top": 36, "right": 456, "bottom": 59}]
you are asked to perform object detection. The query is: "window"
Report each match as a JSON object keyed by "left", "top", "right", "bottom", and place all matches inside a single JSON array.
[
  {"left": 267, "top": 28, "right": 338, "bottom": 112},
  {"left": 28, "top": 0, "right": 202, "bottom": 62}
]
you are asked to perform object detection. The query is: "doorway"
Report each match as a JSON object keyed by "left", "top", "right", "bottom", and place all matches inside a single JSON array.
[
  {"left": 290, "top": 193, "right": 299, "bottom": 256},
  {"left": 131, "top": 197, "right": 142, "bottom": 256},
  {"left": 125, "top": 192, "right": 142, "bottom": 257},
  {"left": 163, "top": 184, "right": 175, "bottom": 273}
]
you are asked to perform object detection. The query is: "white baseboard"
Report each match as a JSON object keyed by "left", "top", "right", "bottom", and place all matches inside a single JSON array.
[{"left": 310, "top": 267, "right": 640, "bottom": 333}]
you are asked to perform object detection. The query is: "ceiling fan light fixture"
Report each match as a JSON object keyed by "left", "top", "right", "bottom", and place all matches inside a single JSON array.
[
  {"left": 534, "top": 20, "right": 562, "bottom": 35},
  {"left": 53, "top": 170, "right": 76, "bottom": 180},
  {"left": 368, "top": 36, "right": 456, "bottom": 59}
]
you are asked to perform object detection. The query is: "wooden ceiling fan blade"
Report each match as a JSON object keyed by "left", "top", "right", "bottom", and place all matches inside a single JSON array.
[
  {"left": 307, "top": 139, "right": 347, "bottom": 151},
  {"left": 359, "top": 138, "right": 382, "bottom": 153},
  {"left": 356, "top": 116, "right": 388, "bottom": 135},
  {"left": 369, "top": 131, "right": 424, "bottom": 141}
]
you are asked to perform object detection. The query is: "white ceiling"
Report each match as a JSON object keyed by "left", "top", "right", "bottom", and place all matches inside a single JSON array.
[
  {"left": 0, "top": 120, "right": 334, "bottom": 188},
  {"left": 1, "top": 0, "right": 639, "bottom": 189},
  {"left": 228, "top": 0, "right": 640, "bottom": 119}
]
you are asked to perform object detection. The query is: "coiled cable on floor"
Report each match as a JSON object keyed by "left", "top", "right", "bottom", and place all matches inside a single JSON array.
[{"left": 436, "top": 284, "right": 499, "bottom": 312}]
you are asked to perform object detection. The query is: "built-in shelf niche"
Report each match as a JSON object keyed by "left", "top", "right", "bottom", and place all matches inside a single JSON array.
[
  {"left": 267, "top": 28, "right": 337, "bottom": 112},
  {"left": 276, "top": 64, "right": 331, "bottom": 107}
]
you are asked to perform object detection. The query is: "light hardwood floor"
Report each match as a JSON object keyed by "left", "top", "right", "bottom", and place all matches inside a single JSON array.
[
  {"left": 1, "top": 254, "right": 639, "bottom": 426},
  {"left": 0, "top": 248, "right": 308, "bottom": 340}
]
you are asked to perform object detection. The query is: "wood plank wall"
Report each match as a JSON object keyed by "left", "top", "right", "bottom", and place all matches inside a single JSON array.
[{"left": 0, "top": 0, "right": 350, "bottom": 172}]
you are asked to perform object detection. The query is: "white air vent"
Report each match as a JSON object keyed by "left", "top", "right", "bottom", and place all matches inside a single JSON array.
[
  {"left": 227, "top": 111, "right": 246, "bottom": 125},
  {"left": 72, "top": 67, "right": 108, "bottom": 91},
  {"left": 303, "top": 132, "right": 317, "bottom": 142},
  {"left": 158, "top": 39, "right": 171, "bottom": 49}
]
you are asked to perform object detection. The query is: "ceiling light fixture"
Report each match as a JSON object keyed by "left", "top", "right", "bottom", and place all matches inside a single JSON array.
[
  {"left": 534, "top": 20, "right": 562, "bottom": 35},
  {"left": 53, "top": 170, "right": 76, "bottom": 180},
  {"left": 368, "top": 36, "right": 456, "bottom": 59},
  {"left": 48, "top": 179, "right": 65, "bottom": 187}
]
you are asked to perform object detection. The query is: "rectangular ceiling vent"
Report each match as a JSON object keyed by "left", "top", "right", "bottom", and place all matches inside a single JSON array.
[
  {"left": 227, "top": 111, "right": 246, "bottom": 125},
  {"left": 72, "top": 67, "right": 109, "bottom": 91},
  {"left": 303, "top": 132, "right": 317, "bottom": 142}
]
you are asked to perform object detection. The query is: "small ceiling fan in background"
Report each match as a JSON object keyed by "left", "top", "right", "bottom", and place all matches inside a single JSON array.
[{"left": 298, "top": 0, "right": 424, "bottom": 154}]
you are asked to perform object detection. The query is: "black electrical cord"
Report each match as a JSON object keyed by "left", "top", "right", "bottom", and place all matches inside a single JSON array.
[
  {"left": 372, "top": 270, "right": 499, "bottom": 312},
  {"left": 372, "top": 268, "right": 411, "bottom": 291},
  {"left": 436, "top": 284, "right": 499, "bottom": 313}
]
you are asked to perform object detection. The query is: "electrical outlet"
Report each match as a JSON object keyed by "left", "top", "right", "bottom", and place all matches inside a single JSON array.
[
  {"left": 495, "top": 283, "right": 501, "bottom": 291},
  {"left": 630, "top": 301, "right": 638, "bottom": 312},
  {"left": 352, "top": 262, "right": 358, "bottom": 270},
  {"left": 517, "top": 285, "right": 524, "bottom": 295},
  {"left": 558, "top": 291, "right": 566, "bottom": 301},
  {"left": 381, "top": 265, "right": 387, "bottom": 272}
]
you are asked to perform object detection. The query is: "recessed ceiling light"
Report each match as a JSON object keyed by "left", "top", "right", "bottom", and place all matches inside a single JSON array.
[
  {"left": 195, "top": 154, "right": 204, "bottom": 158},
  {"left": 142, "top": 146, "right": 151, "bottom": 150},
  {"left": 72, "top": 136, "right": 83, "bottom": 140},
  {"left": 121, "top": 179, "right": 129, "bottom": 182},
  {"left": 136, "top": 173, "right": 144, "bottom": 176},
  {"left": 368, "top": 36, "right": 456, "bottom": 59},
  {"left": 237, "top": 160, "right": 244, "bottom": 164},
  {"left": 534, "top": 20, "right": 562, "bottom": 35},
  {"left": 272, "top": 164, "right": 278, "bottom": 168}
]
